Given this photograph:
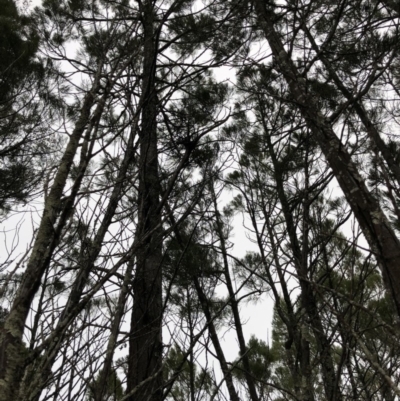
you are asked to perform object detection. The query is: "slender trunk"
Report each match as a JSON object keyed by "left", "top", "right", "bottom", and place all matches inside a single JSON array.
[
  {"left": 262, "top": 123, "right": 341, "bottom": 401},
  {"left": 242, "top": 185, "right": 309, "bottom": 399},
  {"left": 303, "top": 27, "right": 400, "bottom": 188},
  {"left": 253, "top": 0, "right": 400, "bottom": 321},
  {"left": 126, "top": 2, "right": 163, "bottom": 400},
  {"left": 209, "top": 180, "right": 260, "bottom": 401},
  {"left": 94, "top": 259, "right": 134, "bottom": 401},
  {"left": 193, "top": 277, "right": 241, "bottom": 401},
  {"left": 187, "top": 288, "right": 196, "bottom": 401},
  {"left": 380, "top": 0, "right": 400, "bottom": 15},
  {"left": 299, "top": 147, "right": 317, "bottom": 401},
  {"left": 0, "top": 67, "right": 103, "bottom": 401},
  {"left": 262, "top": 223, "right": 306, "bottom": 400},
  {"left": 164, "top": 207, "right": 240, "bottom": 401},
  {"left": 18, "top": 120, "right": 139, "bottom": 401}
]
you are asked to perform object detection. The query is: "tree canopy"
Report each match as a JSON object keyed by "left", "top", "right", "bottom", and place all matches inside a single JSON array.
[{"left": 1, "top": 0, "right": 400, "bottom": 400}]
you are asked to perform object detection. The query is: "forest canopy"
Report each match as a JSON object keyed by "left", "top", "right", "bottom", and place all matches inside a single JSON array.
[{"left": 1, "top": 0, "right": 400, "bottom": 400}]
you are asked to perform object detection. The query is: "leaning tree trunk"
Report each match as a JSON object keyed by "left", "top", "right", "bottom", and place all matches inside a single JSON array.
[
  {"left": 302, "top": 26, "right": 400, "bottom": 189},
  {"left": 0, "top": 63, "right": 106, "bottom": 401},
  {"left": 126, "top": 2, "right": 163, "bottom": 401},
  {"left": 209, "top": 180, "right": 260, "bottom": 401},
  {"left": 193, "top": 278, "right": 241, "bottom": 401},
  {"left": 253, "top": 0, "right": 400, "bottom": 321},
  {"left": 263, "top": 128, "right": 342, "bottom": 401}
]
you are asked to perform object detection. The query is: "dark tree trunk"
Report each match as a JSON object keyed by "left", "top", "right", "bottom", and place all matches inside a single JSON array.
[
  {"left": 303, "top": 27, "right": 400, "bottom": 189},
  {"left": 253, "top": 0, "right": 400, "bottom": 322},
  {"left": 263, "top": 127, "right": 341, "bottom": 401},
  {"left": 210, "top": 180, "right": 260, "bottom": 401},
  {"left": 126, "top": 2, "right": 163, "bottom": 400},
  {"left": 193, "top": 277, "right": 241, "bottom": 401}
]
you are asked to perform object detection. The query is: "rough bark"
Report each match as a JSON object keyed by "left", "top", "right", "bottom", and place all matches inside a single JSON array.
[
  {"left": 126, "top": 2, "right": 163, "bottom": 400},
  {"left": 17, "top": 119, "right": 139, "bottom": 401},
  {"left": 253, "top": 0, "right": 400, "bottom": 321},
  {"left": 0, "top": 69, "right": 103, "bottom": 401}
]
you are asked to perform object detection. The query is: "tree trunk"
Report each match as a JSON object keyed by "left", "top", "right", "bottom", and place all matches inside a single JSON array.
[
  {"left": 126, "top": 2, "right": 163, "bottom": 400},
  {"left": 193, "top": 277, "right": 241, "bottom": 401},
  {"left": 253, "top": 0, "right": 400, "bottom": 321},
  {"left": 303, "top": 26, "right": 400, "bottom": 189},
  {"left": 0, "top": 72, "right": 103, "bottom": 401},
  {"left": 261, "top": 117, "right": 341, "bottom": 401},
  {"left": 210, "top": 180, "right": 260, "bottom": 401}
]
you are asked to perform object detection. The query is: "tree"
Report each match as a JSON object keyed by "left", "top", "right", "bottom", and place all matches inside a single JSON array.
[
  {"left": 232, "top": 335, "right": 276, "bottom": 401},
  {"left": 250, "top": 0, "right": 400, "bottom": 319},
  {"left": 0, "top": 0, "right": 234, "bottom": 399},
  {"left": 0, "top": 0, "right": 54, "bottom": 215},
  {"left": 164, "top": 344, "right": 217, "bottom": 401},
  {"left": 86, "top": 368, "right": 123, "bottom": 401},
  {"left": 2, "top": 0, "right": 400, "bottom": 400}
]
